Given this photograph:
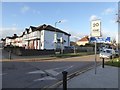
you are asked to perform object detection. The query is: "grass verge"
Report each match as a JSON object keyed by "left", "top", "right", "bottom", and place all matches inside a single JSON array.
[
  {"left": 51, "top": 52, "right": 94, "bottom": 58},
  {"left": 105, "top": 57, "right": 120, "bottom": 67}
]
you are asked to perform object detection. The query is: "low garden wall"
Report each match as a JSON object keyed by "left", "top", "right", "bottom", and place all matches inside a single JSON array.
[{"left": 3, "top": 46, "right": 94, "bottom": 56}]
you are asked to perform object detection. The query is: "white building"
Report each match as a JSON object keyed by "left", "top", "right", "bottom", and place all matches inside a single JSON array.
[
  {"left": 5, "top": 37, "right": 15, "bottom": 46},
  {"left": 5, "top": 37, "right": 12, "bottom": 46},
  {"left": 76, "top": 36, "right": 89, "bottom": 46},
  {"left": 4, "top": 34, "right": 23, "bottom": 47},
  {"left": 14, "top": 36, "right": 23, "bottom": 47},
  {"left": 11, "top": 24, "right": 71, "bottom": 50}
]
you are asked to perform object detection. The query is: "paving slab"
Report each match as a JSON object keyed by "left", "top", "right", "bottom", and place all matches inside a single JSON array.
[{"left": 59, "top": 65, "right": 119, "bottom": 88}]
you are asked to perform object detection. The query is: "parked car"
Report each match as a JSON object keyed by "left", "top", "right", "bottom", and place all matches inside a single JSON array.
[
  {"left": 99, "top": 49, "right": 115, "bottom": 59},
  {"left": 115, "top": 50, "right": 119, "bottom": 57}
]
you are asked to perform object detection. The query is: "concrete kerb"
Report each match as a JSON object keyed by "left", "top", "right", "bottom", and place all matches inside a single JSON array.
[
  {"left": 0, "top": 54, "right": 97, "bottom": 62},
  {"left": 42, "top": 62, "right": 101, "bottom": 90},
  {"left": 0, "top": 57, "right": 58, "bottom": 62}
]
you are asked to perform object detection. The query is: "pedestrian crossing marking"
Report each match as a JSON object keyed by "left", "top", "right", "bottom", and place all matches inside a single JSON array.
[{"left": 34, "top": 76, "right": 57, "bottom": 81}]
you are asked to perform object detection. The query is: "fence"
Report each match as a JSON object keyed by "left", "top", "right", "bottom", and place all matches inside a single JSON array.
[{"left": 3, "top": 46, "right": 94, "bottom": 56}]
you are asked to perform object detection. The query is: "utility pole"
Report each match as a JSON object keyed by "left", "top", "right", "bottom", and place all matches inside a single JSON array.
[
  {"left": 54, "top": 21, "right": 61, "bottom": 54},
  {"left": 73, "top": 37, "right": 78, "bottom": 54},
  {"left": 116, "top": 2, "right": 120, "bottom": 51},
  {"left": 95, "top": 41, "right": 97, "bottom": 74}
]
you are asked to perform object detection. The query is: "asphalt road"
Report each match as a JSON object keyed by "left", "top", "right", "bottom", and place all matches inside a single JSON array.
[{"left": 1, "top": 49, "right": 102, "bottom": 89}]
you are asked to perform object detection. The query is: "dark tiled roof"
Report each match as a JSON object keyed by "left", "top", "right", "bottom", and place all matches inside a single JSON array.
[
  {"left": 6, "top": 36, "right": 18, "bottom": 39},
  {"left": 1, "top": 38, "right": 6, "bottom": 41},
  {"left": 25, "top": 28, "right": 29, "bottom": 34},
  {"left": 19, "top": 31, "right": 25, "bottom": 37},
  {"left": 36, "top": 24, "right": 47, "bottom": 29},
  {"left": 22, "top": 24, "right": 71, "bottom": 37},
  {"left": 36, "top": 24, "right": 71, "bottom": 36},
  {"left": 30, "top": 26, "right": 37, "bottom": 32}
]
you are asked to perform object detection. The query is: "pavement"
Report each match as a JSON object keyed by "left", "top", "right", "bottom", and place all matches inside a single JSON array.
[{"left": 58, "top": 65, "right": 119, "bottom": 88}]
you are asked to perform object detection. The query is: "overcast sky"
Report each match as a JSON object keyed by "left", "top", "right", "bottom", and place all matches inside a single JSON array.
[{"left": 1, "top": 2, "right": 118, "bottom": 41}]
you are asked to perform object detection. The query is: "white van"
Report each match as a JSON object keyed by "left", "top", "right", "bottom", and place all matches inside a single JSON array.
[{"left": 99, "top": 49, "right": 115, "bottom": 59}]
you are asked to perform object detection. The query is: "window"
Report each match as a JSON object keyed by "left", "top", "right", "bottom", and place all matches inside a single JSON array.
[
  {"left": 106, "top": 50, "right": 111, "bottom": 53},
  {"left": 57, "top": 33, "right": 63, "bottom": 38},
  {"left": 57, "top": 39, "right": 60, "bottom": 43}
]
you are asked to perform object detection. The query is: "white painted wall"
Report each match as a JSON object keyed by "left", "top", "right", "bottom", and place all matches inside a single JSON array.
[
  {"left": 63, "top": 34, "right": 70, "bottom": 46},
  {"left": 44, "top": 30, "right": 54, "bottom": 49},
  {"left": 37, "top": 40, "right": 40, "bottom": 49},
  {"left": 5, "top": 38, "right": 11, "bottom": 46},
  {"left": 43, "top": 30, "right": 70, "bottom": 50},
  {"left": 41, "top": 30, "right": 45, "bottom": 49}
]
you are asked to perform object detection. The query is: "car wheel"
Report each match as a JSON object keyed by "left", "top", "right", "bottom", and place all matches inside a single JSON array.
[{"left": 110, "top": 56, "right": 112, "bottom": 59}]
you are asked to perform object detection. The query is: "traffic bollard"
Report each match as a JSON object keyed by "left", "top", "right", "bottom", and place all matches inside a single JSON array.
[
  {"left": 9, "top": 50, "right": 12, "bottom": 60},
  {"left": 102, "top": 58, "right": 104, "bottom": 68},
  {"left": 110, "top": 56, "right": 113, "bottom": 63},
  {"left": 62, "top": 71, "right": 68, "bottom": 90}
]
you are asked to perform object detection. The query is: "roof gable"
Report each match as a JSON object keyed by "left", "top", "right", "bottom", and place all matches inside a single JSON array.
[
  {"left": 36, "top": 24, "right": 71, "bottom": 36},
  {"left": 78, "top": 36, "right": 89, "bottom": 42},
  {"left": 20, "top": 24, "right": 71, "bottom": 37}
]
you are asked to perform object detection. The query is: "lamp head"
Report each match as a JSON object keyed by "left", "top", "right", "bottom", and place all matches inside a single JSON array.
[{"left": 58, "top": 21, "right": 61, "bottom": 23}]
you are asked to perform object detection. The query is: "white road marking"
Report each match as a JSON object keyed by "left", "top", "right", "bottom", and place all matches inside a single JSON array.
[
  {"left": 45, "top": 70, "right": 59, "bottom": 76},
  {"left": 27, "top": 65, "right": 74, "bottom": 77},
  {"left": 45, "top": 65, "right": 74, "bottom": 76},
  {"left": 27, "top": 70, "right": 45, "bottom": 74},
  {"left": 63, "top": 65, "right": 73, "bottom": 71},
  {"left": 52, "top": 66, "right": 73, "bottom": 70},
  {"left": 34, "top": 76, "right": 57, "bottom": 81}
]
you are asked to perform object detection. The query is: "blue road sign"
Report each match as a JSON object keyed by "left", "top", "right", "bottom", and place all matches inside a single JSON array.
[{"left": 90, "top": 37, "right": 111, "bottom": 43}]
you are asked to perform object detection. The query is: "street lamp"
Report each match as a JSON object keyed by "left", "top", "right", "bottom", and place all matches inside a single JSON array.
[
  {"left": 54, "top": 21, "right": 62, "bottom": 53},
  {"left": 115, "top": 3, "right": 120, "bottom": 51}
]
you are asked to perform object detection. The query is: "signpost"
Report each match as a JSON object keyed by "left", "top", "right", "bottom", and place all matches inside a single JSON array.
[
  {"left": 91, "top": 19, "right": 101, "bottom": 37},
  {"left": 95, "top": 41, "right": 97, "bottom": 74},
  {"left": 91, "top": 19, "right": 101, "bottom": 74},
  {"left": 89, "top": 37, "right": 111, "bottom": 43}
]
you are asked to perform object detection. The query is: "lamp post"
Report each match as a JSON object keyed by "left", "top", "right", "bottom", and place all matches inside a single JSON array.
[
  {"left": 54, "top": 21, "right": 62, "bottom": 53},
  {"left": 116, "top": 2, "right": 120, "bottom": 53}
]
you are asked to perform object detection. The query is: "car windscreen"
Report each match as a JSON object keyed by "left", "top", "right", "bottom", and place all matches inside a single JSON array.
[
  {"left": 106, "top": 50, "right": 111, "bottom": 53},
  {"left": 115, "top": 51, "right": 118, "bottom": 52}
]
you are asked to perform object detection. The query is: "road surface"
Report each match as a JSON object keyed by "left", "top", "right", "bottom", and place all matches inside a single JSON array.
[{"left": 1, "top": 49, "right": 101, "bottom": 88}]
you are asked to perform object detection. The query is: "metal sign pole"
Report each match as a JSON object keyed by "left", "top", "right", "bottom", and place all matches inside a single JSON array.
[
  {"left": 91, "top": 19, "right": 101, "bottom": 74},
  {"left": 95, "top": 41, "right": 97, "bottom": 74}
]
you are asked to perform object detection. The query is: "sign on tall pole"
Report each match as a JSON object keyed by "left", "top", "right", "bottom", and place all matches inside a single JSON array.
[
  {"left": 91, "top": 19, "right": 101, "bottom": 37},
  {"left": 91, "top": 19, "right": 101, "bottom": 74}
]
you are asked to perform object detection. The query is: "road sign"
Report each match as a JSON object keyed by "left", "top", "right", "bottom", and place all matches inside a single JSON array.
[
  {"left": 89, "top": 37, "right": 111, "bottom": 43},
  {"left": 91, "top": 19, "right": 101, "bottom": 37},
  {"left": 90, "top": 19, "right": 101, "bottom": 74}
]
